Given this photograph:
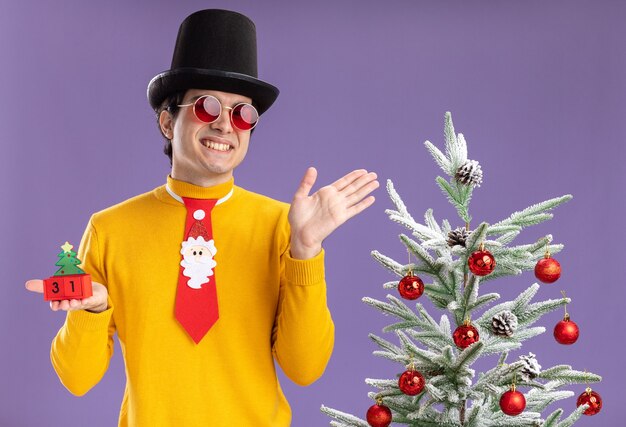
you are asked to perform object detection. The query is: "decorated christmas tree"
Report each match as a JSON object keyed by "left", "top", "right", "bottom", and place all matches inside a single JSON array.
[
  {"left": 321, "top": 113, "right": 602, "bottom": 427},
  {"left": 54, "top": 241, "right": 86, "bottom": 276}
]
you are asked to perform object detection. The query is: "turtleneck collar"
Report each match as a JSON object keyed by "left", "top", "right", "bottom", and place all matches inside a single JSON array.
[{"left": 165, "top": 175, "right": 235, "bottom": 203}]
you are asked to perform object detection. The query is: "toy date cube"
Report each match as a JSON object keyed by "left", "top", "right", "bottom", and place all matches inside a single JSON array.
[{"left": 43, "top": 274, "right": 93, "bottom": 301}]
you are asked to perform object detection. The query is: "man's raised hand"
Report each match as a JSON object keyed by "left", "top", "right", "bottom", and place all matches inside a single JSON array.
[{"left": 288, "top": 167, "right": 379, "bottom": 260}]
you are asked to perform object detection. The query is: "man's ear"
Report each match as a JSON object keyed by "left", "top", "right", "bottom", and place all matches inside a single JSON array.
[{"left": 159, "top": 110, "right": 174, "bottom": 139}]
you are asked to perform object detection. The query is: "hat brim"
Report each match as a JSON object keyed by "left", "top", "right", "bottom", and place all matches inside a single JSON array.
[{"left": 147, "top": 68, "right": 279, "bottom": 115}]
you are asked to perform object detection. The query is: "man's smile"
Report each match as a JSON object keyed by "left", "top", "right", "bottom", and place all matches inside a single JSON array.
[{"left": 200, "top": 136, "right": 234, "bottom": 152}]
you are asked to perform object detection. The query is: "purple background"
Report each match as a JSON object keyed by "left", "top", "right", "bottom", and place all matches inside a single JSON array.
[{"left": 2, "top": 1, "right": 624, "bottom": 426}]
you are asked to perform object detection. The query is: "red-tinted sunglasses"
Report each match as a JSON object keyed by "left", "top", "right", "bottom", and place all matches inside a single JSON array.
[{"left": 178, "top": 95, "right": 259, "bottom": 131}]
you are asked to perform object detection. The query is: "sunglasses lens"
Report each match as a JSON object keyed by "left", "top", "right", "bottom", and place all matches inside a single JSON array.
[
  {"left": 194, "top": 96, "right": 221, "bottom": 123},
  {"left": 231, "top": 103, "right": 258, "bottom": 130}
]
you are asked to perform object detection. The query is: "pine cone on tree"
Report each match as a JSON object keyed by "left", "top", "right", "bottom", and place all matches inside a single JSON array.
[
  {"left": 491, "top": 310, "right": 518, "bottom": 337},
  {"left": 518, "top": 352, "right": 542, "bottom": 382},
  {"left": 455, "top": 159, "right": 483, "bottom": 187},
  {"left": 447, "top": 227, "right": 470, "bottom": 247}
]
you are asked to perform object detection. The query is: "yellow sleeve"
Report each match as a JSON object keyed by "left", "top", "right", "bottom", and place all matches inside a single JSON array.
[
  {"left": 50, "top": 217, "right": 116, "bottom": 396},
  {"left": 272, "top": 248, "right": 335, "bottom": 386}
]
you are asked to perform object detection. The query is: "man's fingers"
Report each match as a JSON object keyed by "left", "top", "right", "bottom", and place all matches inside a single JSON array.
[
  {"left": 25, "top": 279, "right": 44, "bottom": 293},
  {"left": 346, "top": 178, "right": 380, "bottom": 207},
  {"left": 293, "top": 167, "right": 318, "bottom": 199},
  {"left": 26, "top": 280, "right": 82, "bottom": 311},
  {"left": 48, "top": 298, "right": 89, "bottom": 312},
  {"left": 347, "top": 195, "right": 376, "bottom": 218},
  {"left": 81, "top": 295, "right": 95, "bottom": 306},
  {"left": 342, "top": 171, "right": 378, "bottom": 198},
  {"left": 331, "top": 169, "right": 368, "bottom": 192}
]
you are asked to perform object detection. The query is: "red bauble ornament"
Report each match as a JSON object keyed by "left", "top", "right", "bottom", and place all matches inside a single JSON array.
[
  {"left": 468, "top": 248, "right": 496, "bottom": 276},
  {"left": 398, "top": 273, "right": 424, "bottom": 300},
  {"left": 534, "top": 256, "right": 561, "bottom": 283},
  {"left": 398, "top": 369, "right": 425, "bottom": 395},
  {"left": 366, "top": 402, "right": 392, "bottom": 427},
  {"left": 499, "top": 386, "right": 526, "bottom": 416},
  {"left": 576, "top": 388, "right": 602, "bottom": 416},
  {"left": 453, "top": 322, "right": 480, "bottom": 349},
  {"left": 554, "top": 314, "right": 579, "bottom": 345}
]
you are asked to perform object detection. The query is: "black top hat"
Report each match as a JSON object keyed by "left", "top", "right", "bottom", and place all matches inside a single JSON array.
[{"left": 147, "top": 9, "right": 279, "bottom": 115}]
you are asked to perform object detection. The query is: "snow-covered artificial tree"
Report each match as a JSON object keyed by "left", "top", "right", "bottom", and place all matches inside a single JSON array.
[{"left": 322, "top": 113, "right": 602, "bottom": 427}]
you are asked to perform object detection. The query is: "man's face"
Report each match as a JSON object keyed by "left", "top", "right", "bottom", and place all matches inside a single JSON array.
[{"left": 162, "top": 89, "right": 253, "bottom": 186}]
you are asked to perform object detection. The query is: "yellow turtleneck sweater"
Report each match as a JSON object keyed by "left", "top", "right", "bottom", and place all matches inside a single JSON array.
[{"left": 50, "top": 176, "right": 335, "bottom": 426}]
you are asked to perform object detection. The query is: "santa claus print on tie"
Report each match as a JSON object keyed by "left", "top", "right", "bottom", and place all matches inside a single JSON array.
[{"left": 179, "top": 208, "right": 218, "bottom": 289}]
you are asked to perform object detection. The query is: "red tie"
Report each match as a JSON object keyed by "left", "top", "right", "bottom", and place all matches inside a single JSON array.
[{"left": 175, "top": 197, "right": 219, "bottom": 344}]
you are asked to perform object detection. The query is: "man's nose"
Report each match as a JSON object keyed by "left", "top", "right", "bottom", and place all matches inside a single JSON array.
[{"left": 210, "top": 107, "right": 233, "bottom": 133}]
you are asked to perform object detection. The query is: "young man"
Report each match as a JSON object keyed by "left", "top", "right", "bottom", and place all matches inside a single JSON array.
[{"left": 26, "top": 9, "right": 378, "bottom": 426}]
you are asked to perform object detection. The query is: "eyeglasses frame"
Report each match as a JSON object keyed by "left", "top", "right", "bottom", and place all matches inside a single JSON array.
[{"left": 177, "top": 94, "right": 259, "bottom": 131}]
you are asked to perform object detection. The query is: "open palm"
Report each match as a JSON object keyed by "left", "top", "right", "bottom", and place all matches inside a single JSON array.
[{"left": 288, "top": 167, "right": 379, "bottom": 259}]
